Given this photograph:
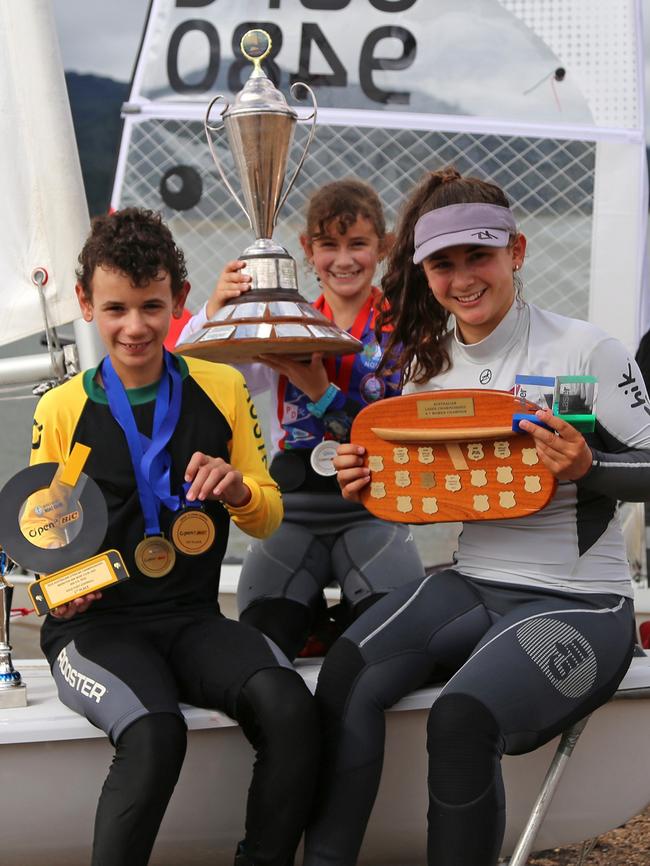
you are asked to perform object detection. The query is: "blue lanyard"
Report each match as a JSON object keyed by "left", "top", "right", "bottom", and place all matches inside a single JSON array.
[{"left": 101, "top": 350, "right": 183, "bottom": 536}]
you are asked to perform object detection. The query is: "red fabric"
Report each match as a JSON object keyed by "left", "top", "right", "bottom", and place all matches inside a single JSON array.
[
  {"left": 315, "top": 289, "right": 377, "bottom": 393},
  {"left": 639, "top": 620, "right": 650, "bottom": 649},
  {"left": 165, "top": 307, "right": 192, "bottom": 350}
]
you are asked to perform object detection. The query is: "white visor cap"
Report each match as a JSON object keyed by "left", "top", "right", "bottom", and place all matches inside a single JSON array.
[{"left": 413, "top": 203, "right": 517, "bottom": 264}]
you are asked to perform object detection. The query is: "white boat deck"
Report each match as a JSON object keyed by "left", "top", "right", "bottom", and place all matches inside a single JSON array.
[
  {"left": 4, "top": 569, "right": 650, "bottom": 864},
  {"left": 3, "top": 653, "right": 650, "bottom": 747},
  {"left": 5, "top": 562, "right": 650, "bottom": 747},
  {"left": 0, "top": 656, "right": 447, "bottom": 745},
  {"left": 2, "top": 654, "right": 650, "bottom": 866}
]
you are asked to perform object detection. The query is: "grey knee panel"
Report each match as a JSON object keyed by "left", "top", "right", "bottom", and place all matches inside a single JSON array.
[
  {"left": 237, "top": 522, "right": 333, "bottom": 613},
  {"left": 332, "top": 521, "right": 425, "bottom": 606}
]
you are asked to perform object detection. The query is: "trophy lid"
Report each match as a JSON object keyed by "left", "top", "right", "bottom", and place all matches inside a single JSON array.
[{"left": 226, "top": 30, "right": 296, "bottom": 120}]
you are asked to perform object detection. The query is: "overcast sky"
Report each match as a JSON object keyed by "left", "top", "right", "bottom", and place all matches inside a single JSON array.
[
  {"left": 52, "top": 0, "right": 650, "bottom": 137},
  {"left": 52, "top": 0, "right": 149, "bottom": 83}
]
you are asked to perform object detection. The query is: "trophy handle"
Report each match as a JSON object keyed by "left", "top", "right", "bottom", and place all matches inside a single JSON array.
[
  {"left": 273, "top": 83, "right": 318, "bottom": 227},
  {"left": 204, "top": 95, "right": 252, "bottom": 230}
]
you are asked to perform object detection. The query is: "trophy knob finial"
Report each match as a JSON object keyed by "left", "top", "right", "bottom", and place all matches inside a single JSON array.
[{"left": 240, "top": 29, "right": 272, "bottom": 71}]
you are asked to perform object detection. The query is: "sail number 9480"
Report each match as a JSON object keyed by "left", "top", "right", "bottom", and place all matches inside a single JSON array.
[{"left": 167, "top": 14, "right": 417, "bottom": 106}]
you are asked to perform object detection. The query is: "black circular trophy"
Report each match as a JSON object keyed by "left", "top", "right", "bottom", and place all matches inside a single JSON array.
[{"left": 0, "top": 443, "right": 129, "bottom": 618}]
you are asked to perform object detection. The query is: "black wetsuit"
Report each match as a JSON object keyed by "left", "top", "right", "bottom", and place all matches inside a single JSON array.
[
  {"left": 304, "top": 302, "right": 650, "bottom": 866},
  {"left": 31, "top": 355, "right": 320, "bottom": 866}
]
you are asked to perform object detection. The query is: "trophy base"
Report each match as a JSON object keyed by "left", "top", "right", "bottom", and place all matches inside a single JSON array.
[
  {"left": 0, "top": 683, "right": 27, "bottom": 708},
  {"left": 176, "top": 254, "right": 364, "bottom": 362},
  {"left": 198, "top": 33, "right": 337, "bottom": 362},
  {"left": 177, "top": 332, "right": 361, "bottom": 363}
]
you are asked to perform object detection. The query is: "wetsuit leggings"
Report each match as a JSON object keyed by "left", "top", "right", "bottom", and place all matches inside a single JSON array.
[
  {"left": 303, "top": 569, "right": 635, "bottom": 866},
  {"left": 47, "top": 613, "right": 321, "bottom": 866},
  {"left": 238, "top": 518, "right": 425, "bottom": 659}
]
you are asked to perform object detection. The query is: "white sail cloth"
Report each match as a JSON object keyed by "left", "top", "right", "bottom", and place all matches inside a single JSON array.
[
  {"left": 0, "top": 0, "right": 89, "bottom": 347},
  {"left": 113, "top": 0, "right": 648, "bottom": 350}
]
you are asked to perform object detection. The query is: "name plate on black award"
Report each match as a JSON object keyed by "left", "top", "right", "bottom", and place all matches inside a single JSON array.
[
  {"left": 0, "top": 443, "right": 130, "bottom": 614},
  {"left": 28, "top": 550, "right": 128, "bottom": 616}
]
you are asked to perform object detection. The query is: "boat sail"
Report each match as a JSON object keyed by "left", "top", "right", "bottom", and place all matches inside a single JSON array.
[
  {"left": 0, "top": 0, "right": 102, "bottom": 375},
  {"left": 112, "top": 0, "right": 648, "bottom": 351}
]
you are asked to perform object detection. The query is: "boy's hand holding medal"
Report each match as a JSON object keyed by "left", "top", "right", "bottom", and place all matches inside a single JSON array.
[
  {"left": 101, "top": 351, "right": 220, "bottom": 579},
  {"left": 184, "top": 451, "right": 251, "bottom": 508}
]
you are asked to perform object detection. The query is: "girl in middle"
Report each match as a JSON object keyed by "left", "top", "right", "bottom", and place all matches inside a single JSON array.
[{"left": 177, "top": 178, "right": 425, "bottom": 659}]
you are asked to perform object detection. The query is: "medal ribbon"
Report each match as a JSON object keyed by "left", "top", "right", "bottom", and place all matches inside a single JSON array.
[
  {"left": 101, "top": 350, "right": 183, "bottom": 536},
  {"left": 179, "top": 480, "right": 202, "bottom": 510},
  {"left": 314, "top": 288, "right": 378, "bottom": 394}
]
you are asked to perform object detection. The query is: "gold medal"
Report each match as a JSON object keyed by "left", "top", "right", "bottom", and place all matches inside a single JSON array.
[
  {"left": 134, "top": 535, "right": 176, "bottom": 578},
  {"left": 170, "top": 507, "right": 216, "bottom": 556}
]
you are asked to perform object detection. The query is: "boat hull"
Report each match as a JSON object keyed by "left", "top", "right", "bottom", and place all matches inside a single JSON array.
[{"left": 2, "top": 657, "right": 650, "bottom": 865}]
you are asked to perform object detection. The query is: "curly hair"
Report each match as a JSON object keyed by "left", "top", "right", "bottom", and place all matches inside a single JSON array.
[
  {"left": 76, "top": 208, "right": 188, "bottom": 298},
  {"left": 377, "top": 167, "right": 513, "bottom": 386},
  {"left": 304, "top": 178, "right": 386, "bottom": 241}
]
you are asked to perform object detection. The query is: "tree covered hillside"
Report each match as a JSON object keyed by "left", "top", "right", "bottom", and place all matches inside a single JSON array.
[{"left": 65, "top": 72, "right": 129, "bottom": 216}]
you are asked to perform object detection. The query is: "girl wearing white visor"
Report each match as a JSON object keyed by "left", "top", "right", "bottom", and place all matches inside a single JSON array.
[{"left": 303, "top": 166, "right": 650, "bottom": 866}]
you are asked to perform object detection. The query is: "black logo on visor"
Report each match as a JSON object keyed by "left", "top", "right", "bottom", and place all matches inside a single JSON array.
[{"left": 471, "top": 230, "right": 498, "bottom": 240}]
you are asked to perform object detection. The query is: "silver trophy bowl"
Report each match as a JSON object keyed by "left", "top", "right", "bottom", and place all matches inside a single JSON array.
[{"left": 176, "top": 29, "right": 363, "bottom": 363}]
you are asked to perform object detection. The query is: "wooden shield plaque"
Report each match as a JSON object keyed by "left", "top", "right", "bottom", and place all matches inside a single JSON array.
[{"left": 350, "top": 389, "right": 557, "bottom": 524}]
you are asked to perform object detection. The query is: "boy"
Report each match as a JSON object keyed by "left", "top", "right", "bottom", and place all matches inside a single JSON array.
[{"left": 30, "top": 208, "right": 320, "bottom": 866}]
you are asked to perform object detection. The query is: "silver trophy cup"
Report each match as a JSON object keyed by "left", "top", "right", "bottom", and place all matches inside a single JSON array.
[
  {"left": 176, "top": 29, "right": 362, "bottom": 363},
  {"left": 0, "top": 573, "right": 27, "bottom": 708}
]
